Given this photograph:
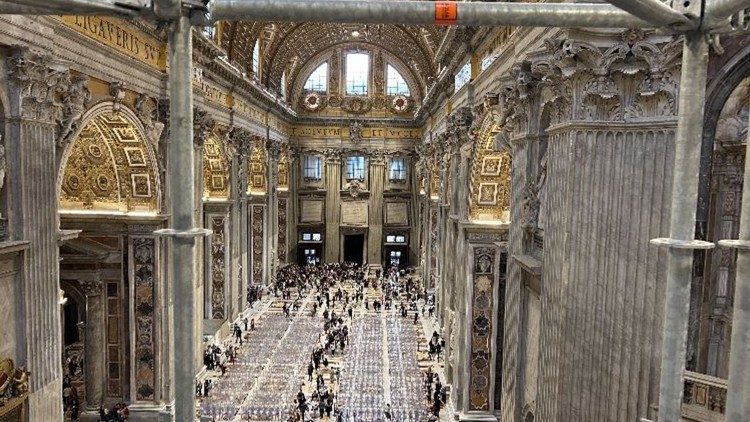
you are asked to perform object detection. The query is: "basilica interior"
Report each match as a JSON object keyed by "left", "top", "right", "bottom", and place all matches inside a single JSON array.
[{"left": 1, "top": 1, "right": 750, "bottom": 421}]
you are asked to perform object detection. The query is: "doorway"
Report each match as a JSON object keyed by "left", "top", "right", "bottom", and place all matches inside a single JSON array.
[
  {"left": 343, "top": 234, "right": 365, "bottom": 264},
  {"left": 298, "top": 245, "right": 322, "bottom": 266},
  {"left": 384, "top": 245, "right": 408, "bottom": 271}
]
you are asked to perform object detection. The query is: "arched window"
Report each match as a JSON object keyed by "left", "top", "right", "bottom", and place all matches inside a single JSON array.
[
  {"left": 252, "top": 40, "right": 260, "bottom": 75},
  {"left": 304, "top": 62, "right": 328, "bottom": 92},
  {"left": 455, "top": 61, "right": 470, "bottom": 92},
  {"left": 386, "top": 65, "right": 410, "bottom": 96},
  {"left": 346, "top": 52, "right": 369, "bottom": 95},
  {"left": 280, "top": 70, "right": 287, "bottom": 99}
]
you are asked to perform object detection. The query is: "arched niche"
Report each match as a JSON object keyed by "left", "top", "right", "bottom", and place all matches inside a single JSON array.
[
  {"left": 57, "top": 104, "right": 160, "bottom": 214},
  {"left": 203, "top": 134, "right": 231, "bottom": 199},
  {"left": 469, "top": 113, "right": 511, "bottom": 222}
]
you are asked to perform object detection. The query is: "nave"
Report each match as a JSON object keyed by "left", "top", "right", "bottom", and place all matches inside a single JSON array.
[{"left": 197, "top": 265, "right": 446, "bottom": 421}]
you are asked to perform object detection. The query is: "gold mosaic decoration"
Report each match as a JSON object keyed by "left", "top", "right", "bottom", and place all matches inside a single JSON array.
[
  {"left": 203, "top": 135, "right": 230, "bottom": 199},
  {"left": 60, "top": 112, "right": 159, "bottom": 213},
  {"left": 248, "top": 137, "right": 267, "bottom": 194},
  {"left": 470, "top": 116, "right": 511, "bottom": 222}
]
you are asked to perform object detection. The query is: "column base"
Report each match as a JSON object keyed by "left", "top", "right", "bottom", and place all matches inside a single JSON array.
[
  {"left": 125, "top": 402, "right": 172, "bottom": 421},
  {"left": 457, "top": 411, "right": 499, "bottom": 422}
]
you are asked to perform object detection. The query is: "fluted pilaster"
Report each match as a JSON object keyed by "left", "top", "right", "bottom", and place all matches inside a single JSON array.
[
  {"left": 324, "top": 150, "right": 342, "bottom": 262},
  {"left": 367, "top": 152, "right": 386, "bottom": 265}
]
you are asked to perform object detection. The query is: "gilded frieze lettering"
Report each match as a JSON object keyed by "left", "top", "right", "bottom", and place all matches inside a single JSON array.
[{"left": 60, "top": 16, "right": 166, "bottom": 71}]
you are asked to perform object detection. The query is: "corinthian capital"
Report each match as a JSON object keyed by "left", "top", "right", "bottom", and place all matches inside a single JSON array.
[
  {"left": 229, "top": 127, "right": 254, "bottom": 158},
  {"left": 7, "top": 47, "right": 71, "bottom": 124}
]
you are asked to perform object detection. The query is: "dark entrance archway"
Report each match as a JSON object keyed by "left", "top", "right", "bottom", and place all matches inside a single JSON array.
[{"left": 343, "top": 234, "right": 365, "bottom": 264}]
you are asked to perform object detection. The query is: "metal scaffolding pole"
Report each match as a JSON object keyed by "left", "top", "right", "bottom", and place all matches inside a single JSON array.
[
  {"left": 705, "top": 0, "right": 750, "bottom": 21},
  {"left": 719, "top": 89, "right": 750, "bottom": 421},
  {"left": 154, "top": 11, "right": 209, "bottom": 421},
  {"left": 210, "top": 0, "right": 654, "bottom": 28},
  {"left": 1, "top": 0, "right": 143, "bottom": 15},
  {"left": 651, "top": 32, "right": 715, "bottom": 422},
  {"left": 603, "top": 0, "right": 694, "bottom": 27}
]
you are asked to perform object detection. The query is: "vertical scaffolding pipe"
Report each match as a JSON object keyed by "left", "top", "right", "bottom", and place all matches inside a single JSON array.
[
  {"left": 168, "top": 13, "right": 196, "bottom": 422},
  {"left": 657, "top": 32, "right": 709, "bottom": 422},
  {"left": 722, "top": 96, "right": 750, "bottom": 420}
]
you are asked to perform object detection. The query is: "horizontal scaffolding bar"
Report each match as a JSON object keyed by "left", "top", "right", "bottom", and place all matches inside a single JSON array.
[
  {"left": 706, "top": 0, "right": 750, "bottom": 22},
  {"left": 210, "top": 0, "right": 655, "bottom": 28},
  {"left": 604, "top": 0, "right": 694, "bottom": 28},
  {"left": 0, "top": 0, "right": 142, "bottom": 15}
]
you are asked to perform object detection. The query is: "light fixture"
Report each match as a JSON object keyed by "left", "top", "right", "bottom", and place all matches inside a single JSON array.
[
  {"left": 59, "top": 289, "right": 68, "bottom": 306},
  {"left": 351, "top": 30, "right": 360, "bottom": 38}
]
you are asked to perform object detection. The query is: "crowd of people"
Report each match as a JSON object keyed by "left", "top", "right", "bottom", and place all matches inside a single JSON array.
[{"left": 195, "top": 260, "right": 449, "bottom": 421}]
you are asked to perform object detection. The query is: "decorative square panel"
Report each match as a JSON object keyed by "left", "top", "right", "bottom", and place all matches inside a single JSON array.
[
  {"left": 478, "top": 183, "right": 498, "bottom": 205},
  {"left": 481, "top": 155, "right": 502, "bottom": 176},
  {"left": 124, "top": 147, "right": 147, "bottom": 167},
  {"left": 131, "top": 174, "right": 152, "bottom": 197}
]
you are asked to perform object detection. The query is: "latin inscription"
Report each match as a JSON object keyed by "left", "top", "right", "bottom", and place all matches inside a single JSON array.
[{"left": 61, "top": 16, "right": 166, "bottom": 71}]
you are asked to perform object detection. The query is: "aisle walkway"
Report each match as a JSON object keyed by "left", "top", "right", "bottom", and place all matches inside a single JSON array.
[{"left": 198, "top": 282, "right": 440, "bottom": 421}]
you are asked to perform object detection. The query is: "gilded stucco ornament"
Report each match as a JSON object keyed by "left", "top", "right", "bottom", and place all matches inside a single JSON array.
[
  {"left": 341, "top": 96, "right": 372, "bottom": 114},
  {"left": 388, "top": 95, "right": 411, "bottom": 114},
  {"left": 349, "top": 120, "right": 363, "bottom": 144},
  {"left": 301, "top": 91, "right": 326, "bottom": 111}
]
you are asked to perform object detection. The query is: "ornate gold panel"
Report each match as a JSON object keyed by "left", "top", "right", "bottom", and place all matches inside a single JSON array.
[
  {"left": 60, "top": 112, "right": 159, "bottom": 213},
  {"left": 469, "top": 116, "right": 511, "bottom": 222},
  {"left": 202, "top": 136, "right": 230, "bottom": 198}
]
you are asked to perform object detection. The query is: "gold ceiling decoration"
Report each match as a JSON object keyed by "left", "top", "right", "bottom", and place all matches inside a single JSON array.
[
  {"left": 469, "top": 115, "right": 511, "bottom": 222},
  {"left": 203, "top": 135, "right": 231, "bottom": 199},
  {"left": 220, "top": 20, "right": 444, "bottom": 96},
  {"left": 248, "top": 137, "right": 267, "bottom": 194},
  {"left": 60, "top": 112, "right": 159, "bottom": 213}
]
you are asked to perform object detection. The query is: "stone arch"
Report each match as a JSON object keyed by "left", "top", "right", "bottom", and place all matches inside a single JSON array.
[
  {"left": 57, "top": 103, "right": 161, "bottom": 214},
  {"left": 203, "top": 133, "right": 231, "bottom": 199},
  {"left": 469, "top": 112, "right": 511, "bottom": 222}
]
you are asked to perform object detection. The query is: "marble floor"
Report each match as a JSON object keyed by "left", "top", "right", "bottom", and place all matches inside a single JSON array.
[{"left": 198, "top": 283, "right": 449, "bottom": 421}]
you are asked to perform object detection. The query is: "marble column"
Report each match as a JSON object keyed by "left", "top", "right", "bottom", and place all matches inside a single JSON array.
[
  {"left": 367, "top": 151, "right": 386, "bottom": 266},
  {"left": 288, "top": 149, "right": 300, "bottom": 263},
  {"left": 194, "top": 108, "right": 213, "bottom": 320},
  {"left": 266, "top": 141, "right": 281, "bottom": 280},
  {"left": 230, "top": 128, "right": 252, "bottom": 311},
  {"left": 324, "top": 150, "right": 342, "bottom": 262},
  {"left": 5, "top": 47, "right": 68, "bottom": 420},
  {"left": 81, "top": 276, "right": 105, "bottom": 410}
]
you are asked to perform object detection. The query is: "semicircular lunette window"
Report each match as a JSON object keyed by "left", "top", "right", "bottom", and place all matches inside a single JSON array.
[
  {"left": 304, "top": 62, "right": 328, "bottom": 93},
  {"left": 386, "top": 64, "right": 410, "bottom": 96},
  {"left": 60, "top": 112, "right": 159, "bottom": 213},
  {"left": 203, "top": 136, "right": 230, "bottom": 199}
]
